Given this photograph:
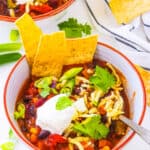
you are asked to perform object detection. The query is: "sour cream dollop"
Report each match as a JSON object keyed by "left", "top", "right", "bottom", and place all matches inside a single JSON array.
[{"left": 36, "top": 94, "right": 87, "bottom": 134}]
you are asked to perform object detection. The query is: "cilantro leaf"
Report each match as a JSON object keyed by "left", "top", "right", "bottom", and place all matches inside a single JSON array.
[
  {"left": 58, "top": 18, "right": 92, "bottom": 38},
  {"left": 63, "top": 28, "right": 82, "bottom": 38},
  {"left": 73, "top": 115, "right": 109, "bottom": 139},
  {"left": 56, "top": 96, "right": 73, "bottom": 110},
  {"left": 8, "top": 129, "right": 14, "bottom": 140},
  {"left": 34, "top": 76, "right": 57, "bottom": 98},
  {"left": 90, "top": 65, "right": 116, "bottom": 92},
  {"left": 40, "top": 87, "right": 51, "bottom": 98}
]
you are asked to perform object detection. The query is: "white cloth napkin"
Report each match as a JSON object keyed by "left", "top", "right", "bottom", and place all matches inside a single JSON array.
[
  {"left": 142, "top": 12, "right": 150, "bottom": 41},
  {"left": 83, "top": 0, "right": 150, "bottom": 69}
]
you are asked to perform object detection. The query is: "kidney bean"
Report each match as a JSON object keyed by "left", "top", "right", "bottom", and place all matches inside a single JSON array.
[
  {"left": 48, "top": 0, "right": 58, "bottom": 8},
  {"left": 38, "top": 130, "right": 51, "bottom": 139},
  {"left": 35, "top": 98, "right": 45, "bottom": 107},
  {"left": 73, "top": 86, "right": 81, "bottom": 95},
  {"left": 26, "top": 104, "right": 36, "bottom": 118}
]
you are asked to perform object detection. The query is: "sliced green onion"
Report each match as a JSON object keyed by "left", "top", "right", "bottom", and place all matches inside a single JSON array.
[
  {"left": 0, "top": 52, "right": 22, "bottom": 65},
  {"left": 0, "top": 43, "right": 22, "bottom": 53},
  {"left": 10, "top": 29, "right": 19, "bottom": 41}
]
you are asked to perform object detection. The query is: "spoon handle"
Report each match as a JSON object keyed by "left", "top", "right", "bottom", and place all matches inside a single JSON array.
[{"left": 119, "top": 115, "right": 150, "bottom": 145}]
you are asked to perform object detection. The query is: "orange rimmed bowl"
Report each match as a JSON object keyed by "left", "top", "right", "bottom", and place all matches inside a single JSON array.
[
  {"left": 3, "top": 42, "right": 146, "bottom": 149},
  {"left": 0, "top": 0, "right": 74, "bottom": 22}
]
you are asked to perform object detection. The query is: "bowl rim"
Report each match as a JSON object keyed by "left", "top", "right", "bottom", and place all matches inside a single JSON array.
[
  {"left": 0, "top": 0, "right": 75, "bottom": 22},
  {"left": 3, "top": 42, "right": 146, "bottom": 150}
]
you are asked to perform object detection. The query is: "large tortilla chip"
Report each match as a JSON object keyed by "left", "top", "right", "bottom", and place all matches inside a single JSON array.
[
  {"left": 65, "top": 35, "right": 98, "bottom": 65},
  {"left": 32, "top": 31, "right": 67, "bottom": 77},
  {"left": 15, "top": 13, "right": 42, "bottom": 66},
  {"left": 109, "top": 0, "right": 150, "bottom": 24},
  {"left": 136, "top": 65, "right": 150, "bottom": 106}
]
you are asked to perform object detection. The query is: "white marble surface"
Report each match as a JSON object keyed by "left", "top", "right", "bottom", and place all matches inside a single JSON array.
[{"left": 0, "top": 0, "right": 150, "bottom": 149}]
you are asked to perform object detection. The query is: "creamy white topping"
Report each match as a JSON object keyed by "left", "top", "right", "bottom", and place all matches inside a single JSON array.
[{"left": 36, "top": 94, "right": 87, "bottom": 134}]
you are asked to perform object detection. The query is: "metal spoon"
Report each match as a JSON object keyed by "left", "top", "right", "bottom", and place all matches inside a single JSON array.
[{"left": 119, "top": 115, "right": 150, "bottom": 145}]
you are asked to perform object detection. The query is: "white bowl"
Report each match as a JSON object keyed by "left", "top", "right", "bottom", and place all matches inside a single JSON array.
[{"left": 3, "top": 42, "right": 146, "bottom": 150}]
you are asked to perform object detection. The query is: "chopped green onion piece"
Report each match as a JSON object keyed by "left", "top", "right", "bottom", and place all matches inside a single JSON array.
[
  {"left": 0, "top": 53, "right": 22, "bottom": 65},
  {"left": 0, "top": 142, "right": 15, "bottom": 150},
  {"left": 0, "top": 43, "right": 22, "bottom": 53},
  {"left": 59, "top": 67, "right": 83, "bottom": 81},
  {"left": 10, "top": 29, "right": 19, "bottom": 41},
  {"left": 14, "top": 103, "right": 25, "bottom": 120}
]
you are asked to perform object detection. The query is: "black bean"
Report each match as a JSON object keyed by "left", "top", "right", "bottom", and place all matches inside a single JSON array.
[
  {"left": 73, "top": 87, "right": 81, "bottom": 95},
  {"left": 38, "top": 130, "right": 51, "bottom": 139},
  {"left": 87, "top": 62, "right": 95, "bottom": 69},
  {"left": 48, "top": 0, "right": 58, "bottom": 8},
  {"left": 23, "top": 95, "right": 33, "bottom": 104},
  {"left": 21, "top": 126, "right": 28, "bottom": 132},
  {"left": 101, "top": 115, "right": 107, "bottom": 124}
]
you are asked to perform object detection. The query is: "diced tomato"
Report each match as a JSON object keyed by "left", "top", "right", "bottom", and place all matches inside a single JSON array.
[
  {"left": 98, "top": 105, "right": 106, "bottom": 115},
  {"left": 19, "top": 4, "right": 25, "bottom": 13},
  {"left": 30, "top": 134, "right": 38, "bottom": 143},
  {"left": 48, "top": 134, "right": 67, "bottom": 146},
  {"left": 98, "top": 139, "right": 112, "bottom": 148},
  {"left": 81, "top": 141, "right": 95, "bottom": 150},
  {"left": 30, "top": 4, "right": 53, "bottom": 14},
  {"left": 46, "top": 94, "right": 55, "bottom": 100}
]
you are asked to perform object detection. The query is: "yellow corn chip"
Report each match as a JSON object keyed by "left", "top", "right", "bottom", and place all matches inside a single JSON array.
[
  {"left": 65, "top": 35, "right": 98, "bottom": 65},
  {"left": 32, "top": 31, "right": 67, "bottom": 77},
  {"left": 136, "top": 65, "right": 150, "bottom": 106},
  {"left": 109, "top": 0, "right": 150, "bottom": 24},
  {"left": 15, "top": 13, "right": 42, "bottom": 66}
]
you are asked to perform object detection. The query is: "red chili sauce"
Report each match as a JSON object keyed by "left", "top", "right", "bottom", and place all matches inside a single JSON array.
[{"left": 15, "top": 59, "right": 130, "bottom": 150}]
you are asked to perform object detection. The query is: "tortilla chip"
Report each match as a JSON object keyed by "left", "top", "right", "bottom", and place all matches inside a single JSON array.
[
  {"left": 15, "top": 13, "right": 42, "bottom": 66},
  {"left": 136, "top": 65, "right": 150, "bottom": 106},
  {"left": 32, "top": 31, "right": 67, "bottom": 77},
  {"left": 109, "top": 0, "right": 150, "bottom": 24},
  {"left": 65, "top": 35, "right": 98, "bottom": 65}
]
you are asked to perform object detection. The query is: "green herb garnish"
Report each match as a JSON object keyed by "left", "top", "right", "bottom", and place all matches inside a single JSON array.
[
  {"left": 60, "top": 79, "right": 75, "bottom": 94},
  {"left": 0, "top": 129, "right": 17, "bottom": 150},
  {"left": 58, "top": 18, "right": 92, "bottom": 38},
  {"left": 0, "top": 142, "right": 15, "bottom": 150},
  {"left": 59, "top": 67, "right": 83, "bottom": 81},
  {"left": 56, "top": 96, "right": 73, "bottom": 110},
  {"left": 10, "top": 30, "right": 19, "bottom": 41},
  {"left": 90, "top": 65, "right": 116, "bottom": 92},
  {"left": 14, "top": 103, "right": 25, "bottom": 120},
  {"left": 0, "top": 53, "right": 22, "bottom": 65},
  {"left": 34, "top": 76, "right": 55, "bottom": 98},
  {"left": 73, "top": 115, "right": 109, "bottom": 139},
  {"left": 0, "top": 43, "right": 22, "bottom": 53},
  {"left": 34, "top": 76, "right": 52, "bottom": 89}
]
